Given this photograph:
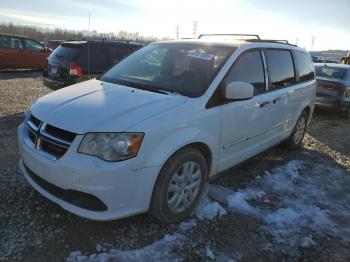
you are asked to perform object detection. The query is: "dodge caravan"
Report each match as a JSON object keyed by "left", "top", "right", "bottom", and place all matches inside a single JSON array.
[{"left": 18, "top": 34, "right": 316, "bottom": 223}]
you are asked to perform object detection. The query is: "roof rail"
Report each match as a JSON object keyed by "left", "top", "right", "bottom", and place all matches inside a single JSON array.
[
  {"left": 246, "top": 39, "right": 297, "bottom": 46},
  {"left": 198, "top": 34, "right": 260, "bottom": 40}
]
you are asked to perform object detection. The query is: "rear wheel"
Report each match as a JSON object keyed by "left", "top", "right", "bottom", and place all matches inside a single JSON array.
[
  {"left": 150, "top": 147, "right": 208, "bottom": 224},
  {"left": 284, "top": 111, "right": 308, "bottom": 149}
]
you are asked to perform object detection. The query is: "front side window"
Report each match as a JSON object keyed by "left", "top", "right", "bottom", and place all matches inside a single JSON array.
[
  {"left": 25, "top": 39, "right": 45, "bottom": 51},
  {"left": 295, "top": 51, "right": 315, "bottom": 82},
  {"left": 100, "top": 43, "right": 235, "bottom": 97},
  {"left": 222, "top": 50, "right": 266, "bottom": 94},
  {"left": 265, "top": 50, "right": 296, "bottom": 89},
  {"left": 315, "top": 66, "right": 347, "bottom": 80},
  {"left": 9, "top": 37, "right": 23, "bottom": 49}
]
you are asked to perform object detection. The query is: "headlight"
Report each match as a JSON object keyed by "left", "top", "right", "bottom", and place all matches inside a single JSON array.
[{"left": 78, "top": 133, "right": 144, "bottom": 161}]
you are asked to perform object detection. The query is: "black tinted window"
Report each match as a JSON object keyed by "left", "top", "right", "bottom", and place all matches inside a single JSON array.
[
  {"left": 265, "top": 50, "right": 296, "bottom": 89},
  {"left": 223, "top": 50, "right": 265, "bottom": 94},
  {"left": 295, "top": 51, "right": 315, "bottom": 82}
]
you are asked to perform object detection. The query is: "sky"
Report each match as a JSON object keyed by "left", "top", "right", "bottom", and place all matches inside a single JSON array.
[{"left": 0, "top": 0, "right": 349, "bottom": 51}]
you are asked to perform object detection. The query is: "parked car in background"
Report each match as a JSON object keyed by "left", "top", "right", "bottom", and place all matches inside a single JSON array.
[
  {"left": 42, "top": 40, "right": 65, "bottom": 50},
  {"left": 314, "top": 63, "right": 350, "bottom": 118},
  {"left": 0, "top": 33, "right": 51, "bottom": 70},
  {"left": 43, "top": 39, "right": 144, "bottom": 89},
  {"left": 341, "top": 51, "right": 350, "bottom": 65},
  {"left": 19, "top": 35, "right": 316, "bottom": 223}
]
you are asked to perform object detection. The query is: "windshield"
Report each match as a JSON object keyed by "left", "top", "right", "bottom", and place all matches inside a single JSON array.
[
  {"left": 315, "top": 66, "right": 347, "bottom": 80},
  {"left": 100, "top": 43, "right": 235, "bottom": 97}
]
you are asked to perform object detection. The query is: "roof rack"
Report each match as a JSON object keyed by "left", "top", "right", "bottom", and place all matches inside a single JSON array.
[
  {"left": 198, "top": 34, "right": 261, "bottom": 40},
  {"left": 246, "top": 39, "right": 297, "bottom": 46}
]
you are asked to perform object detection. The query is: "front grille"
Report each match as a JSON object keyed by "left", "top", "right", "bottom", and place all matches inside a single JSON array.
[
  {"left": 45, "top": 124, "right": 76, "bottom": 142},
  {"left": 23, "top": 163, "right": 108, "bottom": 212},
  {"left": 25, "top": 114, "right": 76, "bottom": 159}
]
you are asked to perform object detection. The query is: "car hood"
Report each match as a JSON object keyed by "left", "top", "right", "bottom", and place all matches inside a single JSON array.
[{"left": 30, "top": 79, "right": 187, "bottom": 134}]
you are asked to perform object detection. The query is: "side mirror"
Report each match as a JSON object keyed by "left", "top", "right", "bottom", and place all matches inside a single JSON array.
[{"left": 224, "top": 81, "right": 254, "bottom": 100}]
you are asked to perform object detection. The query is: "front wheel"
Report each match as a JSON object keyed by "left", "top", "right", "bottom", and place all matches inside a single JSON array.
[
  {"left": 149, "top": 147, "right": 208, "bottom": 224},
  {"left": 284, "top": 111, "right": 308, "bottom": 149}
]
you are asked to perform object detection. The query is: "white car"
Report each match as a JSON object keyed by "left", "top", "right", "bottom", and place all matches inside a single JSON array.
[{"left": 18, "top": 34, "right": 316, "bottom": 223}]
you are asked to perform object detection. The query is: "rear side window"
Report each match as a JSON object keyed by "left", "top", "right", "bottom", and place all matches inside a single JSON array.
[
  {"left": 223, "top": 50, "right": 266, "bottom": 94},
  {"left": 9, "top": 37, "right": 23, "bottom": 49},
  {"left": 109, "top": 44, "right": 136, "bottom": 65},
  {"left": 295, "top": 51, "right": 315, "bottom": 82},
  {"left": 265, "top": 50, "right": 296, "bottom": 89}
]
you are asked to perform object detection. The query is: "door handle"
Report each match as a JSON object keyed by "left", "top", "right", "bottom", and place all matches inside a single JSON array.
[
  {"left": 259, "top": 101, "right": 271, "bottom": 108},
  {"left": 273, "top": 97, "right": 281, "bottom": 104}
]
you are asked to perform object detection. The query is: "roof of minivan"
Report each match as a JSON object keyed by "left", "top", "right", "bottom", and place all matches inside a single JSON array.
[
  {"left": 60, "top": 39, "right": 144, "bottom": 46},
  {"left": 154, "top": 38, "right": 305, "bottom": 51},
  {"left": 0, "top": 33, "right": 34, "bottom": 40}
]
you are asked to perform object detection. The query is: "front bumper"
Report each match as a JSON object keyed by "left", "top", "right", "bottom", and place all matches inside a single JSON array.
[{"left": 18, "top": 123, "right": 161, "bottom": 221}]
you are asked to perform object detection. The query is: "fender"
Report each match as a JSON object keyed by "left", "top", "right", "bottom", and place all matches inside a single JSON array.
[{"left": 131, "top": 126, "right": 219, "bottom": 176}]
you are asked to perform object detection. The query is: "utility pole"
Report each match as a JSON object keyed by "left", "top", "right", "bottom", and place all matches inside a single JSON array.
[
  {"left": 176, "top": 25, "right": 180, "bottom": 40},
  {"left": 295, "top": 38, "right": 299, "bottom": 46},
  {"left": 310, "top": 36, "right": 315, "bottom": 51},
  {"left": 88, "top": 12, "right": 91, "bottom": 36},
  {"left": 192, "top": 20, "right": 198, "bottom": 38}
]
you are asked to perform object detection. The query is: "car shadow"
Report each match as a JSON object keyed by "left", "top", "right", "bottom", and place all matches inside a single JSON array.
[{"left": 0, "top": 69, "right": 43, "bottom": 80}]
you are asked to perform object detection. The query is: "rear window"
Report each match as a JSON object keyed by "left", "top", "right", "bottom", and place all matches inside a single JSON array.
[
  {"left": 49, "top": 45, "right": 82, "bottom": 60},
  {"left": 265, "top": 50, "right": 296, "bottom": 89},
  {"left": 295, "top": 51, "right": 315, "bottom": 82},
  {"left": 315, "top": 66, "right": 347, "bottom": 80}
]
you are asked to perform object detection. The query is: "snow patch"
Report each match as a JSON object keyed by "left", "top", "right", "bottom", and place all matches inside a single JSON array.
[
  {"left": 210, "top": 160, "right": 350, "bottom": 247},
  {"left": 195, "top": 195, "right": 226, "bottom": 220},
  {"left": 67, "top": 233, "right": 185, "bottom": 262}
]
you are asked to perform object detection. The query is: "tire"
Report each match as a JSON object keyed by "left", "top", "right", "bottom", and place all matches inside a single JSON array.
[
  {"left": 149, "top": 147, "right": 208, "bottom": 224},
  {"left": 284, "top": 111, "right": 308, "bottom": 149}
]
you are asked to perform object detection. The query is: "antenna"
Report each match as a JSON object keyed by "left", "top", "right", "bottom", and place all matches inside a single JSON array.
[
  {"left": 88, "top": 12, "right": 91, "bottom": 78},
  {"left": 88, "top": 12, "right": 91, "bottom": 33},
  {"left": 310, "top": 36, "right": 315, "bottom": 51},
  {"left": 176, "top": 25, "right": 180, "bottom": 40},
  {"left": 192, "top": 20, "right": 198, "bottom": 38}
]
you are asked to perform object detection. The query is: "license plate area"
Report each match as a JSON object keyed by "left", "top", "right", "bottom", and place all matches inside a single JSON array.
[{"left": 49, "top": 66, "right": 58, "bottom": 75}]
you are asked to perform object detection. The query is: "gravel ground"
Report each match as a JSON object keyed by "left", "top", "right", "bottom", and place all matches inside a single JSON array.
[{"left": 0, "top": 71, "right": 349, "bottom": 261}]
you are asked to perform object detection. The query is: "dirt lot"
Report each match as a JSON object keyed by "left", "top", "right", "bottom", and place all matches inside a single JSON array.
[{"left": 0, "top": 71, "right": 349, "bottom": 262}]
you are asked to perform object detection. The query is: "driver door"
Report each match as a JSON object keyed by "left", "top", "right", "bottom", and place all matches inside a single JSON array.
[{"left": 217, "top": 50, "right": 280, "bottom": 172}]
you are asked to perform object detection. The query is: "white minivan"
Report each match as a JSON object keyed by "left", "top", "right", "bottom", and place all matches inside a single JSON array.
[{"left": 18, "top": 34, "right": 316, "bottom": 223}]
